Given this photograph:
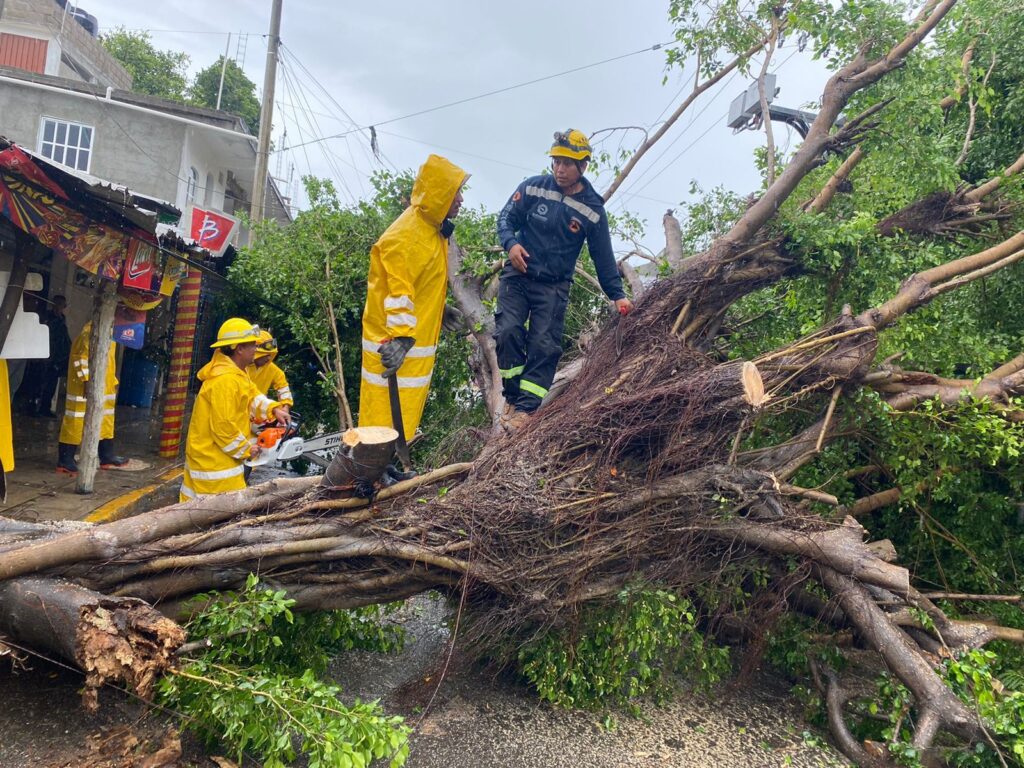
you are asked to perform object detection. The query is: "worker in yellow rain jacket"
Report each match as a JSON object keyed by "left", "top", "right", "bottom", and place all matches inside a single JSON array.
[
  {"left": 359, "top": 154, "right": 468, "bottom": 480},
  {"left": 0, "top": 360, "right": 13, "bottom": 474},
  {"left": 246, "top": 330, "right": 293, "bottom": 413},
  {"left": 57, "top": 322, "right": 125, "bottom": 474},
  {"left": 181, "top": 318, "right": 286, "bottom": 503}
]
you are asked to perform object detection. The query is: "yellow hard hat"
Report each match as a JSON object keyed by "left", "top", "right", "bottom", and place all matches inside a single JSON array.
[
  {"left": 210, "top": 317, "right": 261, "bottom": 348},
  {"left": 549, "top": 129, "right": 591, "bottom": 161},
  {"left": 254, "top": 329, "right": 278, "bottom": 357}
]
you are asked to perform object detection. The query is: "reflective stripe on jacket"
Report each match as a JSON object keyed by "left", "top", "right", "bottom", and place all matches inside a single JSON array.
[
  {"left": 181, "top": 351, "right": 279, "bottom": 502},
  {"left": 59, "top": 323, "right": 117, "bottom": 445},
  {"left": 496, "top": 174, "right": 624, "bottom": 299},
  {"left": 359, "top": 154, "right": 468, "bottom": 437},
  {"left": 247, "top": 358, "right": 293, "bottom": 405}
]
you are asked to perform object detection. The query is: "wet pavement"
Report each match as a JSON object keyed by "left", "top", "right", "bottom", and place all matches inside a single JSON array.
[{"left": 2, "top": 404, "right": 184, "bottom": 523}]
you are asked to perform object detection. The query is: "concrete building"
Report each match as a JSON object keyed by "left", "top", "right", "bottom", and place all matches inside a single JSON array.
[{"left": 0, "top": 0, "right": 290, "bottom": 332}]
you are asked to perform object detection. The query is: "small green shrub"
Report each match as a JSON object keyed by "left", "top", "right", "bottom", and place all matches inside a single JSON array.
[
  {"left": 517, "top": 587, "right": 729, "bottom": 710},
  {"left": 159, "top": 574, "right": 409, "bottom": 767}
]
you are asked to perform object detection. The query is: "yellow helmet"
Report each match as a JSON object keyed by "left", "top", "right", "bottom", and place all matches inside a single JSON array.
[
  {"left": 549, "top": 129, "right": 591, "bottom": 161},
  {"left": 210, "top": 317, "right": 261, "bottom": 348},
  {"left": 254, "top": 329, "right": 278, "bottom": 357}
]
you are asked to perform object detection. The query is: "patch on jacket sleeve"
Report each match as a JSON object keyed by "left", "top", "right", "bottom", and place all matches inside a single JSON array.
[
  {"left": 568, "top": 217, "right": 582, "bottom": 233},
  {"left": 512, "top": 191, "right": 521, "bottom": 202}
]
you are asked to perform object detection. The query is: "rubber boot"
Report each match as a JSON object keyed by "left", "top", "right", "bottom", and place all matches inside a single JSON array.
[
  {"left": 98, "top": 439, "right": 128, "bottom": 469},
  {"left": 56, "top": 442, "right": 78, "bottom": 475}
]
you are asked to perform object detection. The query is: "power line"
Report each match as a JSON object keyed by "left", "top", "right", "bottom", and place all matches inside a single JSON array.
[
  {"left": 276, "top": 55, "right": 358, "bottom": 205},
  {"left": 376, "top": 130, "right": 679, "bottom": 207},
  {"left": 97, "top": 26, "right": 263, "bottom": 35},
  {"left": 613, "top": 45, "right": 803, "bottom": 210},
  {"left": 281, "top": 40, "right": 674, "bottom": 152},
  {"left": 280, "top": 44, "right": 399, "bottom": 173}
]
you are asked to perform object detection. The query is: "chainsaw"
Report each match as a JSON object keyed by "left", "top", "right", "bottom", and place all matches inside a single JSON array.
[{"left": 244, "top": 412, "right": 345, "bottom": 468}]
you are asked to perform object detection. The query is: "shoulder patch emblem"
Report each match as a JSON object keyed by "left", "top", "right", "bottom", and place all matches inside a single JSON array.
[
  {"left": 568, "top": 217, "right": 582, "bottom": 233},
  {"left": 512, "top": 191, "right": 522, "bottom": 202}
]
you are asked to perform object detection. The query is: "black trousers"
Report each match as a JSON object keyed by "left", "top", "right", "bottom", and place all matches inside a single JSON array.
[{"left": 493, "top": 271, "right": 571, "bottom": 412}]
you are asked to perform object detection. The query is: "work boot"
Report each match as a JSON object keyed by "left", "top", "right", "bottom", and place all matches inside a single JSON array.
[
  {"left": 56, "top": 442, "right": 78, "bottom": 475},
  {"left": 380, "top": 463, "right": 418, "bottom": 487},
  {"left": 497, "top": 401, "right": 515, "bottom": 430},
  {"left": 503, "top": 408, "right": 533, "bottom": 433},
  {"left": 98, "top": 439, "right": 128, "bottom": 469}
]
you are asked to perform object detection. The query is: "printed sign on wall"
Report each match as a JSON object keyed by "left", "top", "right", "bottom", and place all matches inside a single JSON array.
[{"left": 189, "top": 207, "right": 238, "bottom": 257}]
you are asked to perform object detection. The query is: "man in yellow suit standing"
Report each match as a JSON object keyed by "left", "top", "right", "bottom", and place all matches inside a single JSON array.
[
  {"left": 246, "top": 330, "right": 293, "bottom": 414},
  {"left": 57, "top": 322, "right": 125, "bottom": 474},
  {"left": 181, "top": 318, "right": 286, "bottom": 503},
  {"left": 359, "top": 154, "right": 468, "bottom": 481}
]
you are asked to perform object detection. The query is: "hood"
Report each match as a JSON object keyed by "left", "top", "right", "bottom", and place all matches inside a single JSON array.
[
  {"left": 410, "top": 154, "right": 469, "bottom": 227},
  {"left": 254, "top": 330, "right": 278, "bottom": 363},
  {"left": 255, "top": 347, "right": 278, "bottom": 364},
  {"left": 197, "top": 350, "right": 247, "bottom": 382}
]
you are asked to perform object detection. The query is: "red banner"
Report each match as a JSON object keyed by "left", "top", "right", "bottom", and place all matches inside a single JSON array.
[
  {"left": 0, "top": 172, "right": 127, "bottom": 279},
  {"left": 189, "top": 207, "right": 238, "bottom": 257}
]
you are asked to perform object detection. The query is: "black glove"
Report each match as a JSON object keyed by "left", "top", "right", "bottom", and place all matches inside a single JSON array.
[
  {"left": 441, "top": 304, "right": 466, "bottom": 333},
  {"left": 379, "top": 337, "right": 414, "bottom": 376}
]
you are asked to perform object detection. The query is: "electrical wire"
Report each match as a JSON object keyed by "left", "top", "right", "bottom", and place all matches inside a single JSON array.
[
  {"left": 282, "top": 40, "right": 674, "bottom": 152},
  {"left": 279, "top": 44, "right": 399, "bottom": 173},
  {"left": 276, "top": 54, "right": 360, "bottom": 204}
]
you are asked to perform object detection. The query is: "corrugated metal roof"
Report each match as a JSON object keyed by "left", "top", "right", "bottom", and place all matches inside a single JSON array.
[{"left": 0, "top": 33, "right": 48, "bottom": 75}]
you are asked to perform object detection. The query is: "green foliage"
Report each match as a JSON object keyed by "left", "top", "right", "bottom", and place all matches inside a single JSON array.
[
  {"left": 159, "top": 575, "right": 408, "bottom": 768},
  {"left": 100, "top": 28, "right": 189, "bottom": 101},
  {"left": 517, "top": 587, "right": 729, "bottom": 710},
  {"left": 190, "top": 57, "right": 262, "bottom": 131},
  {"left": 943, "top": 649, "right": 1024, "bottom": 766}
]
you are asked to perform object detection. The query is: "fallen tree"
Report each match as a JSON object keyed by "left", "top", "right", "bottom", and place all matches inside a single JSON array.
[{"left": 3, "top": 1, "right": 1024, "bottom": 765}]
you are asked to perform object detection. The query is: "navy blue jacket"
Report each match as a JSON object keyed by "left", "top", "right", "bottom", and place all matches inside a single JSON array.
[{"left": 496, "top": 174, "right": 625, "bottom": 300}]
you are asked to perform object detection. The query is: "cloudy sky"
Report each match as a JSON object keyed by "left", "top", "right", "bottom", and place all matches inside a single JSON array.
[{"left": 83, "top": 0, "right": 830, "bottom": 256}]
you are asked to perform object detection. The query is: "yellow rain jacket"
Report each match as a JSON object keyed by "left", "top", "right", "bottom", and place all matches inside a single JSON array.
[
  {"left": 359, "top": 154, "right": 468, "bottom": 436},
  {"left": 246, "top": 347, "right": 293, "bottom": 405},
  {"left": 59, "top": 323, "right": 117, "bottom": 445},
  {"left": 181, "top": 351, "right": 280, "bottom": 503},
  {"left": 0, "top": 360, "right": 13, "bottom": 471}
]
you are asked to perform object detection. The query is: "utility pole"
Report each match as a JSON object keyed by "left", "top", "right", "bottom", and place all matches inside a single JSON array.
[{"left": 251, "top": 0, "right": 282, "bottom": 225}]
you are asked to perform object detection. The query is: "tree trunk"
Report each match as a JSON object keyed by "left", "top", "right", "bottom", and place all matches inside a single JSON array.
[{"left": 76, "top": 281, "right": 119, "bottom": 494}]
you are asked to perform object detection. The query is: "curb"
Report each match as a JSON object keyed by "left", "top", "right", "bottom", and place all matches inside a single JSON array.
[{"left": 85, "top": 467, "right": 183, "bottom": 523}]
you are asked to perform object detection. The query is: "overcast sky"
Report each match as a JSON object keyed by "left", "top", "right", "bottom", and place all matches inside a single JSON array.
[{"left": 83, "top": 0, "right": 830, "bottom": 256}]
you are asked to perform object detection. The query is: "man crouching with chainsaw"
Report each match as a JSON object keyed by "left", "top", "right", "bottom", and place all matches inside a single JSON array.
[
  {"left": 180, "top": 318, "right": 288, "bottom": 503},
  {"left": 358, "top": 154, "right": 469, "bottom": 486}
]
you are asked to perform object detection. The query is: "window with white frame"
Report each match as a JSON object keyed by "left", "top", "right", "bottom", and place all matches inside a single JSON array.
[{"left": 38, "top": 117, "right": 93, "bottom": 172}]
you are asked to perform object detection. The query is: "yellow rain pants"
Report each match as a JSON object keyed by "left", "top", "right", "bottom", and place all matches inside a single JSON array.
[{"left": 59, "top": 323, "right": 117, "bottom": 445}]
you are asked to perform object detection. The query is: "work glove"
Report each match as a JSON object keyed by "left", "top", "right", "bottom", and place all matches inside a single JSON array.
[
  {"left": 379, "top": 337, "right": 414, "bottom": 376},
  {"left": 441, "top": 304, "right": 467, "bottom": 333}
]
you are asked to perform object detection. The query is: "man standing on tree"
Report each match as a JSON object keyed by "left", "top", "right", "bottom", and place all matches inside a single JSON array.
[
  {"left": 359, "top": 153, "right": 469, "bottom": 482},
  {"left": 495, "top": 129, "right": 633, "bottom": 430},
  {"left": 180, "top": 318, "right": 286, "bottom": 503}
]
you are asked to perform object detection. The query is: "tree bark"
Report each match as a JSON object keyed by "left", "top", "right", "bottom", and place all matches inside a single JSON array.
[{"left": 76, "top": 281, "right": 119, "bottom": 494}]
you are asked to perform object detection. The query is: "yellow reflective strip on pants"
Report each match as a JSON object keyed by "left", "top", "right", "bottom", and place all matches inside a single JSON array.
[
  {"left": 520, "top": 379, "right": 548, "bottom": 398},
  {"left": 499, "top": 365, "right": 524, "bottom": 379}
]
